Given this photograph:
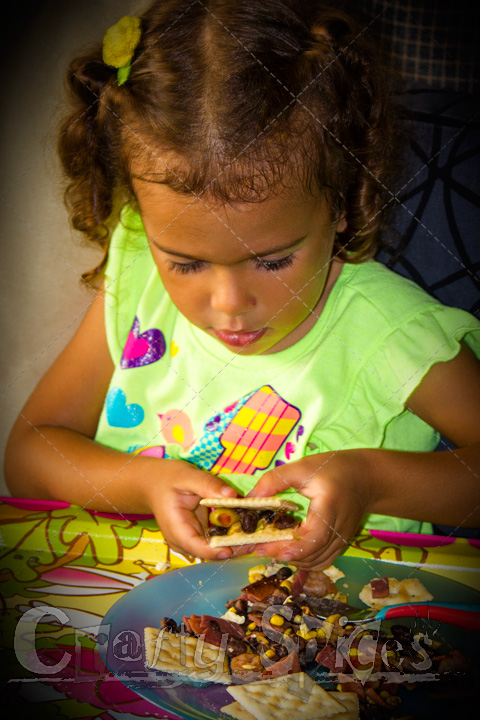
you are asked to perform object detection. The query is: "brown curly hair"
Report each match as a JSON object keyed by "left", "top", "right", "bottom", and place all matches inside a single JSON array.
[{"left": 58, "top": 0, "right": 404, "bottom": 284}]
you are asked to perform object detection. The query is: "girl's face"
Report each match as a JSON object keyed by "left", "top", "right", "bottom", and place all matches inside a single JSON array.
[{"left": 134, "top": 181, "right": 346, "bottom": 355}]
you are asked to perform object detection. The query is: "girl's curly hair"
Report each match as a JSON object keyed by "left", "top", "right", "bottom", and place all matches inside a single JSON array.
[{"left": 58, "top": 0, "right": 404, "bottom": 284}]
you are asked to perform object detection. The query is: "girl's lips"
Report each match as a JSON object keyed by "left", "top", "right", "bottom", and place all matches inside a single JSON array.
[{"left": 213, "top": 328, "right": 266, "bottom": 347}]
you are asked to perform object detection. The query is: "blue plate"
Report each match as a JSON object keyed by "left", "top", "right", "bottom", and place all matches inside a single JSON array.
[{"left": 99, "top": 555, "right": 480, "bottom": 719}]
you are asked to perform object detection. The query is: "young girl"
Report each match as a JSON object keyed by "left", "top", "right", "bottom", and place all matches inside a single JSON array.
[{"left": 5, "top": 0, "right": 480, "bottom": 570}]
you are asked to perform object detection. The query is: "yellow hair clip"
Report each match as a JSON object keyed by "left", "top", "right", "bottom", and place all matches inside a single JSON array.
[{"left": 102, "top": 16, "right": 141, "bottom": 86}]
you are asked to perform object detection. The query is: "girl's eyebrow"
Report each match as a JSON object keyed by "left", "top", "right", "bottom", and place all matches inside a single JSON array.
[{"left": 151, "top": 236, "right": 307, "bottom": 260}]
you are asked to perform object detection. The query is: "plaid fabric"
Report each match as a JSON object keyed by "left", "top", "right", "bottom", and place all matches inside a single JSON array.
[{"left": 341, "top": 0, "right": 480, "bottom": 93}]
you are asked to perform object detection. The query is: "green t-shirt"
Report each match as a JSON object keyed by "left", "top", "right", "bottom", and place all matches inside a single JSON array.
[{"left": 95, "top": 206, "right": 480, "bottom": 534}]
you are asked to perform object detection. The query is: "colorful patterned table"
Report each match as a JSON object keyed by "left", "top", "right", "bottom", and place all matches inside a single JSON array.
[{"left": 1, "top": 497, "right": 479, "bottom": 719}]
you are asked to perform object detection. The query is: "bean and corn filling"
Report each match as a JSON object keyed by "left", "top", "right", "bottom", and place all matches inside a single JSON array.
[{"left": 206, "top": 507, "right": 298, "bottom": 537}]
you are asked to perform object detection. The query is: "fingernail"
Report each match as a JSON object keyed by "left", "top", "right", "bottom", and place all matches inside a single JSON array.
[
  {"left": 279, "top": 553, "right": 292, "bottom": 561},
  {"left": 217, "top": 551, "right": 230, "bottom": 559},
  {"left": 255, "top": 549, "right": 265, "bottom": 556},
  {"left": 221, "top": 486, "right": 235, "bottom": 496}
]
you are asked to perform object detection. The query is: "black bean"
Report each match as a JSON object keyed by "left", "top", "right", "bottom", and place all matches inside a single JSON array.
[
  {"left": 294, "top": 636, "right": 306, "bottom": 652},
  {"left": 272, "top": 643, "right": 289, "bottom": 659},
  {"left": 226, "top": 639, "right": 248, "bottom": 658},
  {"left": 208, "top": 525, "right": 228, "bottom": 536},
  {"left": 297, "top": 650, "right": 307, "bottom": 667},
  {"left": 276, "top": 566, "right": 293, "bottom": 581},
  {"left": 258, "top": 509, "right": 275, "bottom": 522},
  {"left": 234, "top": 598, "right": 248, "bottom": 614},
  {"left": 273, "top": 511, "right": 296, "bottom": 529},
  {"left": 241, "top": 511, "right": 258, "bottom": 533},
  {"left": 160, "top": 617, "right": 177, "bottom": 632},
  {"left": 284, "top": 600, "right": 302, "bottom": 616}
]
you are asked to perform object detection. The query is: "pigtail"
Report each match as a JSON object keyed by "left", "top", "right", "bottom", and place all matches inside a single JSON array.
[
  {"left": 58, "top": 49, "right": 122, "bottom": 284},
  {"left": 306, "top": 10, "right": 404, "bottom": 261}
]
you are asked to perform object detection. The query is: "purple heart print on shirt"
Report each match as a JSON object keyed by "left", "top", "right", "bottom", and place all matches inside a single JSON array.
[{"left": 121, "top": 317, "right": 166, "bottom": 369}]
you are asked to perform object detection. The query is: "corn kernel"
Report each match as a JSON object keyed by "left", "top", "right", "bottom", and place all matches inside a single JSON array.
[
  {"left": 228, "top": 521, "right": 242, "bottom": 535},
  {"left": 379, "top": 690, "right": 390, "bottom": 699},
  {"left": 248, "top": 622, "right": 257, "bottom": 631},
  {"left": 284, "top": 627, "right": 293, "bottom": 636},
  {"left": 325, "top": 613, "right": 342, "bottom": 624},
  {"left": 265, "top": 649, "right": 276, "bottom": 659},
  {"left": 248, "top": 564, "right": 267, "bottom": 578},
  {"left": 355, "top": 630, "right": 371, "bottom": 639},
  {"left": 386, "top": 696, "right": 402, "bottom": 707},
  {"left": 305, "top": 630, "right": 317, "bottom": 640},
  {"left": 228, "top": 607, "right": 238, "bottom": 614},
  {"left": 270, "top": 614, "right": 285, "bottom": 627},
  {"left": 336, "top": 684, "right": 343, "bottom": 692},
  {"left": 348, "top": 647, "right": 358, "bottom": 657},
  {"left": 249, "top": 573, "right": 264, "bottom": 583},
  {"left": 280, "top": 580, "right": 292, "bottom": 590},
  {"left": 316, "top": 627, "right": 326, "bottom": 638},
  {"left": 301, "top": 606, "right": 311, "bottom": 615},
  {"left": 293, "top": 614, "right": 302, "bottom": 624}
]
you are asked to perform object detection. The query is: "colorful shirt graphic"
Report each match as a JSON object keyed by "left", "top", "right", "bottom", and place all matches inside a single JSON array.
[{"left": 210, "top": 385, "right": 300, "bottom": 475}]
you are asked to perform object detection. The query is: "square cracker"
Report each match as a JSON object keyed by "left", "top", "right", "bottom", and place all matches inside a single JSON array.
[
  {"left": 227, "top": 672, "right": 345, "bottom": 720},
  {"left": 222, "top": 692, "right": 358, "bottom": 720},
  {"left": 200, "top": 497, "right": 298, "bottom": 511},
  {"left": 327, "top": 692, "right": 359, "bottom": 720},
  {"left": 144, "top": 627, "right": 230, "bottom": 684},
  {"left": 221, "top": 701, "right": 257, "bottom": 720},
  {"left": 209, "top": 527, "right": 297, "bottom": 547}
]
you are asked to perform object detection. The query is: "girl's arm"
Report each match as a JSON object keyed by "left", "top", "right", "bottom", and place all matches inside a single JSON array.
[
  {"left": 4, "top": 292, "right": 241, "bottom": 560},
  {"left": 250, "top": 343, "right": 480, "bottom": 568}
]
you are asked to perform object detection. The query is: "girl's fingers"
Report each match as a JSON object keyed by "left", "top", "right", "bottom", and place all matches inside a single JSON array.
[
  {"left": 246, "top": 471, "right": 291, "bottom": 497},
  {"left": 248, "top": 459, "right": 330, "bottom": 501},
  {"left": 182, "top": 471, "right": 239, "bottom": 501},
  {"left": 172, "top": 514, "right": 234, "bottom": 560},
  {"left": 254, "top": 501, "right": 337, "bottom": 562}
]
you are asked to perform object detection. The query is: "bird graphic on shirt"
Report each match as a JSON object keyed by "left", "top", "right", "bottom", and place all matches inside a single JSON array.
[{"left": 158, "top": 409, "right": 195, "bottom": 450}]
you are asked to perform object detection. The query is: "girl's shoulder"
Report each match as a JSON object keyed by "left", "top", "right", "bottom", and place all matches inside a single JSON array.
[
  {"left": 338, "top": 260, "right": 477, "bottom": 330},
  {"left": 343, "top": 260, "right": 437, "bottom": 312}
]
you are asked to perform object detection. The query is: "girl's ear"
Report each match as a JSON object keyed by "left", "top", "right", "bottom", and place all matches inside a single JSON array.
[{"left": 335, "top": 215, "right": 348, "bottom": 233}]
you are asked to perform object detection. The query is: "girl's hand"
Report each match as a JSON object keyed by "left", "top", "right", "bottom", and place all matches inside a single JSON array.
[
  {"left": 248, "top": 452, "right": 373, "bottom": 569},
  {"left": 145, "top": 460, "right": 256, "bottom": 561}
]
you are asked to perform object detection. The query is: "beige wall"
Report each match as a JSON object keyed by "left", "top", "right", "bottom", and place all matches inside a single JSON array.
[{"left": 0, "top": 1, "right": 146, "bottom": 495}]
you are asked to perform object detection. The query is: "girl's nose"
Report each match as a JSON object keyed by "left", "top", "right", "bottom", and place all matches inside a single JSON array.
[{"left": 209, "top": 268, "right": 256, "bottom": 316}]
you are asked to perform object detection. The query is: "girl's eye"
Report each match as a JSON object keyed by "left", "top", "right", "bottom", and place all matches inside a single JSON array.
[
  {"left": 167, "top": 260, "right": 205, "bottom": 274},
  {"left": 254, "top": 254, "right": 295, "bottom": 272}
]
